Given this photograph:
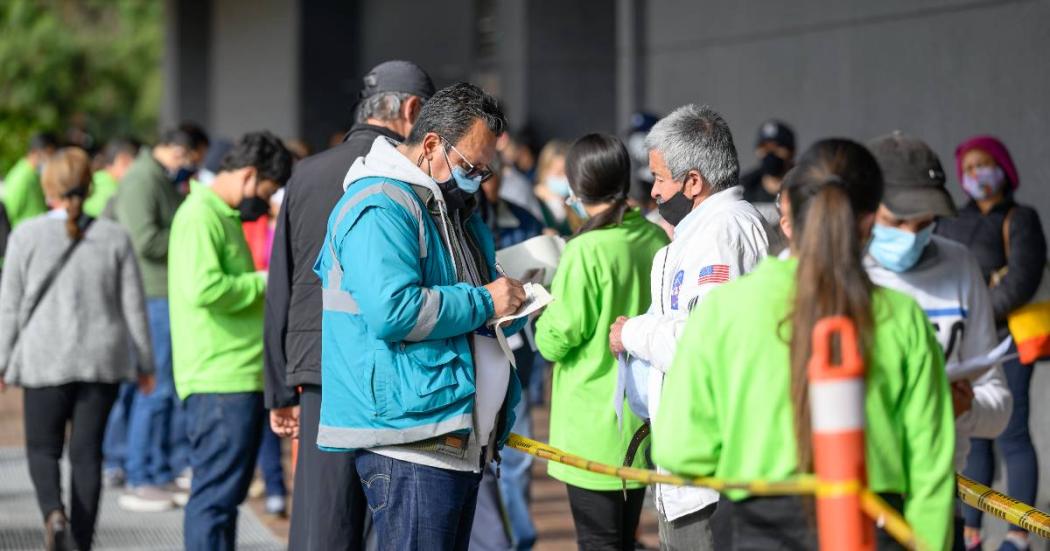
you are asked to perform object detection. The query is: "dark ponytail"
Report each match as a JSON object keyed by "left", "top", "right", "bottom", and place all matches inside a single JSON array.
[
  {"left": 782, "top": 138, "right": 883, "bottom": 471},
  {"left": 41, "top": 147, "right": 93, "bottom": 240},
  {"left": 566, "top": 134, "right": 632, "bottom": 237}
]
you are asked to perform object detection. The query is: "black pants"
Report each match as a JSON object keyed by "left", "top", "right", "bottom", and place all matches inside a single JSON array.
[
  {"left": 288, "top": 385, "right": 369, "bottom": 551},
  {"left": 566, "top": 485, "right": 646, "bottom": 551},
  {"left": 24, "top": 382, "right": 119, "bottom": 551},
  {"left": 716, "top": 494, "right": 906, "bottom": 551}
]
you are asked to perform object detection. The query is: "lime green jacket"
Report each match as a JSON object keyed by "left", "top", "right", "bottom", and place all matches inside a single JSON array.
[
  {"left": 653, "top": 258, "right": 955, "bottom": 550},
  {"left": 536, "top": 209, "right": 669, "bottom": 490},
  {"left": 84, "top": 170, "right": 118, "bottom": 217},
  {"left": 2, "top": 158, "right": 47, "bottom": 228},
  {"left": 169, "top": 182, "right": 266, "bottom": 400}
]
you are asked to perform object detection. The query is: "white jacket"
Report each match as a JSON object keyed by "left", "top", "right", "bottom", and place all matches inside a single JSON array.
[
  {"left": 866, "top": 235, "right": 1012, "bottom": 470},
  {"left": 622, "top": 186, "right": 768, "bottom": 520}
]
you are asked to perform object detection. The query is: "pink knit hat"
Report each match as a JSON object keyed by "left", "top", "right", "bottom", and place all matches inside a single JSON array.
[{"left": 955, "top": 135, "right": 1019, "bottom": 190}]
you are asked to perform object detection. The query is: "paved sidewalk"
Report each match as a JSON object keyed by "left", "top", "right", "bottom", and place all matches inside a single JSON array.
[{"left": 0, "top": 446, "right": 282, "bottom": 551}]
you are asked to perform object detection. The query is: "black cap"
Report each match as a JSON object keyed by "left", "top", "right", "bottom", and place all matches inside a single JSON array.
[
  {"left": 359, "top": 60, "right": 435, "bottom": 101},
  {"left": 755, "top": 119, "right": 795, "bottom": 150},
  {"left": 868, "top": 132, "right": 957, "bottom": 219}
]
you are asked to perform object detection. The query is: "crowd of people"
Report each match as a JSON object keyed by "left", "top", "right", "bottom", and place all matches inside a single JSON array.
[{"left": 0, "top": 57, "right": 1045, "bottom": 551}]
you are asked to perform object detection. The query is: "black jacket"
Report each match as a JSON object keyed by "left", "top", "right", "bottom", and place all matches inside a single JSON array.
[
  {"left": 936, "top": 196, "right": 1047, "bottom": 332},
  {"left": 263, "top": 124, "right": 404, "bottom": 409}
]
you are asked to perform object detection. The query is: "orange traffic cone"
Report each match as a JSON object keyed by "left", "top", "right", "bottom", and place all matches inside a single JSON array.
[{"left": 808, "top": 316, "right": 875, "bottom": 551}]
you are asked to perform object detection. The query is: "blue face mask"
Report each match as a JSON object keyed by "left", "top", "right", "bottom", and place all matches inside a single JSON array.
[
  {"left": 441, "top": 148, "right": 483, "bottom": 194},
  {"left": 546, "top": 175, "right": 571, "bottom": 198},
  {"left": 869, "top": 223, "right": 934, "bottom": 272},
  {"left": 451, "top": 165, "right": 482, "bottom": 194},
  {"left": 566, "top": 190, "right": 589, "bottom": 220}
]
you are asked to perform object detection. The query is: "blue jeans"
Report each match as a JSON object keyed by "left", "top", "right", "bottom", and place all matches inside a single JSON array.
[
  {"left": 499, "top": 347, "right": 537, "bottom": 549},
  {"left": 962, "top": 349, "right": 1039, "bottom": 533},
  {"left": 183, "top": 392, "right": 264, "bottom": 551},
  {"left": 356, "top": 450, "right": 482, "bottom": 551},
  {"left": 126, "top": 298, "right": 189, "bottom": 486},
  {"left": 101, "top": 382, "right": 137, "bottom": 471},
  {"left": 257, "top": 423, "right": 286, "bottom": 498}
]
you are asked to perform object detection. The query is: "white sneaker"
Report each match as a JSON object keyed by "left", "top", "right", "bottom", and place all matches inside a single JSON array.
[
  {"left": 118, "top": 485, "right": 175, "bottom": 513},
  {"left": 161, "top": 482, "right": 190, "bottom": 508}
]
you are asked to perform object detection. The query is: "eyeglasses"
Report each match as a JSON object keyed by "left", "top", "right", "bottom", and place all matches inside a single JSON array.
[{"left": 441, "top": 137, "right": 494, "bottom": 183}]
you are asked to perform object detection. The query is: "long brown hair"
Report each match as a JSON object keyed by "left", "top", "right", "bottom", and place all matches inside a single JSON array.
[
  {"left": 782, "top": 138, "right": 883, "bottom": 471},
  {"left": 41, "top": 147, "right": 92, "bottom": 240}
]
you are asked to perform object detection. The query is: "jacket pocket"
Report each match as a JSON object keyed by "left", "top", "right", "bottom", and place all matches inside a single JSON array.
[{"left": 376, "top": 340, "right": 473, "bottom": 418}]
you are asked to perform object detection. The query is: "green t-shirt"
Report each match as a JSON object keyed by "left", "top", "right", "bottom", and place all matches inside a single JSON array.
[
  {"left": 536, "top": 209, "right": 670, "bottom": 490},
  {"left": 2, "top": 158, "right": 47, "bottom": 228},
  {"left": 84, "top": 170, "right": 118, "bottom": 217},
  {"left": 169, "top": 181, "right": 266, "bottom": 399},
  {"left": 653, "top": 257, "right": 955, "bottom": 551}
]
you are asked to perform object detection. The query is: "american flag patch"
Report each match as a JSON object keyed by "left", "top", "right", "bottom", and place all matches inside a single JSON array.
[{"left": 697, "top": 264, "right": 730, "bottom": 285}]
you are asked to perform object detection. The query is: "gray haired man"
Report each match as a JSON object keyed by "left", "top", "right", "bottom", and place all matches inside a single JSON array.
[{"left": 609, "top": 104, "right": 768, "bottom": 549}]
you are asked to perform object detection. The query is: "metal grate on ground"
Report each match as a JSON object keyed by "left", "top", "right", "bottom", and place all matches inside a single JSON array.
[{"left": 0, "top": 448, "right": 283, "bottom": 550}]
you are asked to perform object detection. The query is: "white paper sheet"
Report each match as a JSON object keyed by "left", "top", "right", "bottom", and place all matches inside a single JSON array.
[
  {"left": 946, "top": 337, "right": 1015, "bottom": 382},
  {"left": 495, "top": 235, "right": 566, "bottom": 287},
  {"left": 489, "top": 283, "right": 554, "bottom": 369}
]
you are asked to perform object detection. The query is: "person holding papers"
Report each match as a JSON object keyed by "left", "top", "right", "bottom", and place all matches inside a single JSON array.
[
  {"left": 863, "top": 133, "right": 1011, "bottom": 549},
  {"left": 535, "top": 134, "right": 668, "bottom": 551}
]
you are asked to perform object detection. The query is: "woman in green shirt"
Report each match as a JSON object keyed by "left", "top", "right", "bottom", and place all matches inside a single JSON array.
[
  {"left": 536, "top": 134, "right": 669, "bottom": 551},
  {"left": 653, "top": 139, "right": 955, "bottom": 550}
]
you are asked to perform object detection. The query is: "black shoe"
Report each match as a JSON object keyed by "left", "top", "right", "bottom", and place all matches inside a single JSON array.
[{"left": 44, "top": 510, "right": 77, "bottom": 551}]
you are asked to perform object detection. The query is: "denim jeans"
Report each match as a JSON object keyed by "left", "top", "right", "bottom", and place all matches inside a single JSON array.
[
  {"left": 101, "top": 382, "right": 137, "bottom": 472},
  {"left": 257, "top": 423, "right": 286, "bottom": 498},
  {"left": 126, "top": 298, "right": 189, "bottom": 486},
  {"left": 962, "top": 348, "right": 1038, "bottom": 533},
  {"left": 355, "top": 450, "right": 482, "bottom": 551},
  {"left": 183, "top": 392, "right": 264, "bottom": 551},
  {"left": 499, "top": 347, "right": 537, "bottom": 549}
]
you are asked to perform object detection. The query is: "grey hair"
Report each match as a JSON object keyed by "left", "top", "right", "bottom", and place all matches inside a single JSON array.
[
  {"left": 355, "top": 91, "right": 412, "bottom": 124},
  {"left": 644, "top": 104, "right": 740, "bottom": 192}
]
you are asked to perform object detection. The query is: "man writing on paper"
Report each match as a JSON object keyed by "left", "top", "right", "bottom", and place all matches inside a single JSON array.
[
  {"left": 608, "top": 105, "right": 768, "bottom": 549},
  {"left": 314, "top": 83, "right": 528, "bottom": 550},
  {"left": 861, "top": 132, "right": 1011, "bottom": 548}
]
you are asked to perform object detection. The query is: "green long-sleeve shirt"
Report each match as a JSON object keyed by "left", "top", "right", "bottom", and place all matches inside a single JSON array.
[
  {"left": 653, "top": 257, "right": 955, "bottom": 550},
  {"left": 114, "top": 149, "right": 182, "bottom": 297},
  {"left": 536, "top": 209, "right": 669, "bottom": 490},
  {"left": 2, "top": 158, "right": 47, "bottom": 228},
  {"left": 169, "top": 181, "right": 266, "bottom": 400},
  {"left": 84, "top": 170, "right": 118, "bottom": 217}
]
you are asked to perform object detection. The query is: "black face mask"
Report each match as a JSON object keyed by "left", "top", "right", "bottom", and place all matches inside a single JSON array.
[
  {"left": 760, "top": 152, "right": 787, "bottom": 178},
  {"left": 238, "top": 196, "right": 270, "bottom": 221},
  {"left": 657, "top": 189, "right": 694, "bottom": 227}
]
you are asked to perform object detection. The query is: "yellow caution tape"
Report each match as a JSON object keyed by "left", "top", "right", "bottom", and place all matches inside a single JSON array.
[
  {"left": 507, "top": 434, "right": 924, "bottom": 549},
  {"left": 957, "top": 474, "right": 1050, "bottom": 539}
]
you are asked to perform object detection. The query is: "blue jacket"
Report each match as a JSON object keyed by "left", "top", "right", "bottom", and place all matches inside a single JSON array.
[{"left": 314, "top": 136, "right": 523, "bottom": 451}]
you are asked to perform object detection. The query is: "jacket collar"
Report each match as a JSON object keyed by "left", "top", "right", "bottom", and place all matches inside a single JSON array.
[
  {"left": 343, "top": 123, "right": 404, "bottom": 144},
  {"left": 673, "top": 185, "right": 744, "bottom": 239},
  {"left": 343, "top": 136, "right": 445, "bottom": 204}
]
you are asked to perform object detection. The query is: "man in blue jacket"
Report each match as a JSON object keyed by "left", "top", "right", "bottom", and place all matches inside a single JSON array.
[{"left": 314, "top": 82, "right": 527, "bottom": 550}]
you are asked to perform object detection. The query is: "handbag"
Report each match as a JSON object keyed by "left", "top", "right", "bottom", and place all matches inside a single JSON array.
[{"left": 992, "top": 208, "right": 1050, "bottom": 364}]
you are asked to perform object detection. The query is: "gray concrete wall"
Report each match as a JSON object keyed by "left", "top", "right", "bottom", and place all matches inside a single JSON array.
[
  {"left": 638, "top": 0, "right": 1050, "bottom": 231},
  {"left": 209, "top": 0, "right": 300, "bottom": 140}
]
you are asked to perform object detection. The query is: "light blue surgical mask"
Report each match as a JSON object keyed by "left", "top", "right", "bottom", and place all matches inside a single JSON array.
[
  {"left": 442, "top": 148, "right": 483, "bottom": 193},
  {"left": 869, "top": 223, "right": 934, "bottom": 272},
  {"left": 546, "top": 175, "right": 571, "bottom": 198},
  {"left": 566, "top": 189, "right": 589, "bottom": 220}
]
